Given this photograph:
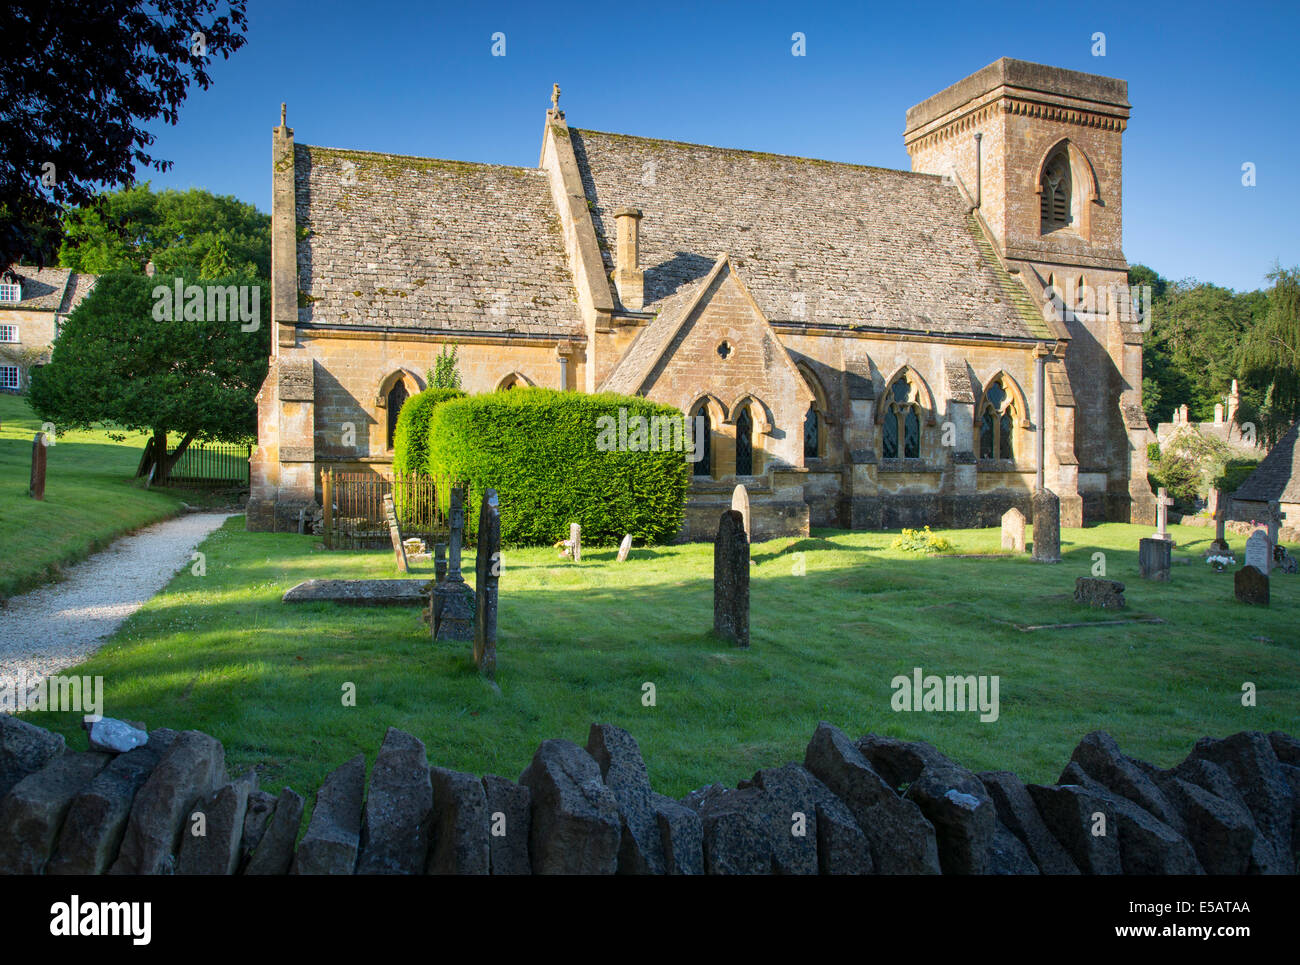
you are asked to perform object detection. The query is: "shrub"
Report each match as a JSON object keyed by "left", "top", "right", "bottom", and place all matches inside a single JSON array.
[
  {"left": 425, "top": 388, "right": 691, "bottom": 545},
  {"left": 392, "top": 388, "right": 465, "bottom": 476},
  {"left": 890, "top": 526, "right": 954, "bottom": 554}
]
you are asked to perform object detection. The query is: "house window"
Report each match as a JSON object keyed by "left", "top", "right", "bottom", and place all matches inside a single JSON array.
[
  {"left": 691, "top": 404, "right": 711, "bottom": 477},
  {"left": 882, "top": 377, "right": 921, "bottom": 459},
  {"left": 0, "top": 366, "right": 18, "bottom": 390},
  {"left": 978, "top": 380, "right": 1017, "bottom": 461},
  {"left": 0, "top": 283, "right": 21, "bottom": 303},
  {"left": 1040, "top": 150, "right": 1071, "bottom": 233},
  {"left": 735, "top": 405, "right": 753, "bottom": 476},
  {"left": 386, "top": 381, "right": 409, "bottom": 450},
  {"left": 0, "top": 324, "right": 17, "bottom": 343}
]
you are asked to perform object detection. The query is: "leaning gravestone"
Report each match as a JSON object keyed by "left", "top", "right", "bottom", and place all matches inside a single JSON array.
[
  {"left": 382, "top": 495, "right": 409, "bottom": 573},
  {"left": 617, "top": 534, "right": 632, "bottom": 562},
  {"left": 1030, "top": 489, "right": 1061, "bottom": 563},
  {"left": 30, "top": 433, "right": 47, "bottom": 500},
  {"left": 1001, "top": 507, "right": 1026, "bottom": 553},
  {"left": 434, "top": 486, "right": 475, "bottom": 642},
  {"left": 713, "top": 510, "right": 749, "bottom": 648},
  {"left": 474, "top": 489, "right": 500, "bottom": 679},
  {"left": 1138, "top": 537, "right": 1171, "bottom": 581},
  {"left": 731, "top": 484, "right": 751, "bottom": 540}
]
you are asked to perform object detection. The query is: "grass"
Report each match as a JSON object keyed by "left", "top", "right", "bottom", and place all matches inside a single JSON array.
[
  {"left": 0, "top": 394, "right": 229, "bottom": 600},
  {"left": 24, "top": 515, "right": 1299, "bottom": 800}
]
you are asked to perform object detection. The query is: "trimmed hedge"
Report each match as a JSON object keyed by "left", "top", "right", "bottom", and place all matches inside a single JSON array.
[
  {"left": 392, "top": 388, "right": 466, "bottom": 476},
  {"left": 426, "top": 388, "right": 691, "bottom": 545}
]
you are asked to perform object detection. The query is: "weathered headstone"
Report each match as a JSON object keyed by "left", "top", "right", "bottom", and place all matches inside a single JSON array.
[
  {"left": 1245, "top": 530, "right": 1270, "bottom": 574},
  {"left": 431, "top": 543, "right": 447, "bottom": 627},
  {"left": 713, "top": 510, "right": 749, "bottom": 648},
  {"left": 1265, "top": 501, "right": 1286, "bottom": 570},
  {"left": 569, "top": 522, "right": 582, "bottom": 562},
  {"left": 1207, "top": 490, "right": 1230, "bottom": 555},
  {"left": 731, "top": 484, "right": 751, "bottom": 540},
  {"left": 1234, "top": 565, "right": 1269, "bottom": 606},
  {"left": 1074, "top": 577, "right": 1126, "bottom": 609},
  {"left": 434, "top": 485, "right": 475, "bottom": 642},
  {"left": 382, "top": 495, "right": 409, "bottom": 573},
  {"left": 1000, "top": 507, "right": 1026, "bottom": 553},
  {"left": 617, "top": 533, "right": 633, "bottom": 562},
  {"left": 29, "top": 433, "right": 47, "bottom": 500},
  {"left": 474, "top": 489, "right": 500, "bottom": 679},
  {"left": 1151, "top": 487, "right": 1174, "bottom": 543},
  {"left": 1138, "top": 537, "right": 1171, "bottom": 581},
  {"left": 1030, "top": 488, "right": 1061, "bottom": 563}
]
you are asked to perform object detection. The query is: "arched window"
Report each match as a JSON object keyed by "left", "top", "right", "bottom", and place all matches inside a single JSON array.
[
  {"left": 386, "top": 380, "right": 409, "bottom": 451},
  {"left": 735, "top": 405, "right": 754, "bottom": 476},
  {"left": 691, "top": 402, "right": 712, "bottom": 477},
  {"left": 803, "top": 405, "right": 819, "bottom": 460},
  {"left": 798, "top": 364, "right": 829, "bottom": 461},
  {"left": 882, "top": 378, "right": 921, "bottom": 459},
  {"left": 978, "top": 378, "right": 1018, "bottom": 461},
  {"left": 1040, "top": 149, "right": 1071, "bottom": 233}
]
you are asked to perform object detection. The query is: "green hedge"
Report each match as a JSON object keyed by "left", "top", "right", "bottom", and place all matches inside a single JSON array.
[
  {"left": 392, "top": 388, "right": 466, "bottom": 476},
  {"left": 426, "top": 388, "right": 691, "bottom": 545}
]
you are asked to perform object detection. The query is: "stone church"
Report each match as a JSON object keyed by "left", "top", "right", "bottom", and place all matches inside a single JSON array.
[{"left": 248, "top": 57, "right": 1156, "bottom": 540}]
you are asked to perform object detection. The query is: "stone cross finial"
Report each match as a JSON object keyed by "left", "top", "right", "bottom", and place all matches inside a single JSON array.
[
  {"left": 280, "top": 102, "right": 286, "bottom": 127},
  {"left": 551, "top": 83, "right": 561, "bottom": 112},
  {"left": 1152, "top": 486, "right": 1174, "bottom": 541}
]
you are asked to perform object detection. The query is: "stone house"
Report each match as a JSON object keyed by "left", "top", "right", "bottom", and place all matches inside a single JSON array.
[
  {"left": 249, "top": 58, "right": 1156, "bottom": 540},
  {"left": 0, "top": 266, "right": 97, "bottom": 392},
  {"left": 1231, "top": 422, "right": 1299, "bottom": 538}
]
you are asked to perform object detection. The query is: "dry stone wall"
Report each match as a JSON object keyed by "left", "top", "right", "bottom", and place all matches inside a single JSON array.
[{"left": 1, "top": 714, "right": 1296, "bottom": 875}]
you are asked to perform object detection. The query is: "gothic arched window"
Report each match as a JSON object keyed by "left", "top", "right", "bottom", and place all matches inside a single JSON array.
[
  {"left": 735, "top": 405, "right": 754, "bottom": 476},
  {"left": 803, "top": 404, "right": 820, "bottom": 460},
  {"left": 978, "top": 379, "right": 1017, "bottom": 461},
  {"left": 882, "top": 377, "right": 921, "bottom": 459},
  {"left": 1041, "top": 149, "right": 1071, "bottom": 233},
  {"left": 691, "top": 403, "right": 712, "bottom": 477},
  {"left": 386, "top": 380, "right": 409, "bottom": 451}
]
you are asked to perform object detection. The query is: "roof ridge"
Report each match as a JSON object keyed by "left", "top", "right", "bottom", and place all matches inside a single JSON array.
[{"left": 300, "top": 143, "right": 541, "bottom": 174}]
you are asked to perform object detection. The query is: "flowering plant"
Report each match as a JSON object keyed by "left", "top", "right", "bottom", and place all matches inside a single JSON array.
[{"left": 1205, "top": 554, "right": 1235, "bottom": 572}]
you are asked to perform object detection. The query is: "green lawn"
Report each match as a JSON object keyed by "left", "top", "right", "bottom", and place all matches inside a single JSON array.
[
  {"left": 0, "top": 394, "right": 231, "bottom": 601},
  {"left": 26, "top": 515, "right": 1299, "bottom": 799}
]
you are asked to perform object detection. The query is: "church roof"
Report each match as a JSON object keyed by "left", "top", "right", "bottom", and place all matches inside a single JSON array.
[
  {"left": 1233, "top": 422, "right": 1300, "bottom": 506},
  {"left": 570, "top": 129, "right": 1043, "bottom": 341},
  {"left": 0, "top": 266, "right": 97, "bottom": 314},
  {"left": 293, "top": 145, "right": 583, "bottom": 337}
]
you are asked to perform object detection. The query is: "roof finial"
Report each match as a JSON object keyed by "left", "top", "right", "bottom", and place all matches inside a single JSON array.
[
  {"left": 551, "top": 84, "right": 561, "bottom": 112},
  {"left": 280, "top": 102, "right": 287, "bottom": 128}
]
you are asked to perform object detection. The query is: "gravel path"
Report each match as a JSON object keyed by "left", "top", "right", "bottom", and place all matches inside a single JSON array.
[{"left": 0, "top": 512, "right": 233, "bottom": 684}]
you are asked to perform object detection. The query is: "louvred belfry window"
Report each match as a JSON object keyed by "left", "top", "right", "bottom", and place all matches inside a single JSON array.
[{"left": 1041, "top": 150, "right": 1071, "bottom": 232}]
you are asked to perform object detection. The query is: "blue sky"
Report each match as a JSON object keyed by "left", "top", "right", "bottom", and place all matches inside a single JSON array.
[{"left": 139, "top": 0, "right": 1298, "bottom": 292}]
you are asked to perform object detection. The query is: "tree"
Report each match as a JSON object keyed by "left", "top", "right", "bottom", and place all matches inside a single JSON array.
[
  {"left": 0, "top": 1, "right": 249, "bottom": 272},
  {"left": 428, "top": 344, "right": 463, "bottom": 390},
  {"left": 28, "top": 270, "right": 269, "bottom": 483},
  {"left": 1240, "top": 266, "right": 1300, "bottom": 446},
  {"left": 58, "top": 183, "right": 269, "bottom": 281}
]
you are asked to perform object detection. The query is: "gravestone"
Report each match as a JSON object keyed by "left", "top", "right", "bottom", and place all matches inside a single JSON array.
[
  {"left": 713, "top": 510, "right": 749, "bottom": 648},
  {"left": 434, "top": 543, "right": 448, "bottom": 581},
  {"left": 29, "top": 433, "right": 47, "bottom": 500},
  {"left": 1000, "top": 507, "right": 1026, "bottom": 553},
  {"left": 1030, "top": 489, "right": 1061, "bottom": 563},
  {"left": 1245, "top": 530, "right": 1271, "bottom": 574},
  {"left": 1074, "top": 577, "right": 1126, "bottom": 609},
  {"left": 1234, "top": 565, "right": 1269, "bottom": 606},
  {"left": 1265, "top": 502, "right": 1286, "bottom": 571},
  {"left": 1207, "top": 490, "right": 1230, "bottom": 555},
  {"left": 434, "top": 486, "right": 475, "bottom": 642},
  {"left": 1138, "top": 537, "right": 1171, "bottom": 581},
  {"left": 474, "top": 489, "right": 500, "bottom": 679},
  {"left": 617, "top": 534, "right": 632, "bottom": 562},
  {"left": 382, "top": 495, "right": 409, "bottom": 573},
  {"left": 1151, "top": 487, "right": 1174, "bottom": 543},
  {"left": 432, "top": 543, "right": 447, "bottom": 627},
  {"left": 570, "top": 522, "right": 582, "bottom": 563},
  {"left": 731, "top": 484, "right": 751, "bottom": 540}
]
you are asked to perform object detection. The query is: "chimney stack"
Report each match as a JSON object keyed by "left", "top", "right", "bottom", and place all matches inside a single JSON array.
[{"left": 613, "top": 206, "right": 644, "bottom": 311}]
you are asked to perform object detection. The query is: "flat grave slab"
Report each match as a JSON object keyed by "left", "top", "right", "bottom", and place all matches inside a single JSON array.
[{"left": 282, "top": 579, "right": 429, "bottom": 607}]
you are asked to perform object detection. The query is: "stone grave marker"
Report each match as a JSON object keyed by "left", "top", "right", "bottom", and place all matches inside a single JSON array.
[
  {"left": 1265, "top": 501, "right": 1286, "bottom": 570},
  {"left": 1030, "top": 488, "right": 1061, "bottom": 563},
  {"left": 1138, "top": 537, "right": 1171, "bottom": 581},
  {"left": 1244, "top": 530, "right": 1270, "bottom": 574},
  {"left": 434, "top": 485, "right": 475, "bottom": 642},
  {"left": 1151, "top": 487, "right": 1174, "bottom": 543},
  {"left": 474, "top": 489, "right": 500, "bottom": 679},
  {"left": 29, "top": 432, "right": 47, "bottom": 500},
  {"left": 731, "top": 484, "right": 751, "bottom": 540},
  {"left": 1207, "top": 489, "right": 1230, "bottom": 555},
  {"left": 617, "top": 534, "right": 632, "bottom": 562},
  {"left": 382, "top": 495, "right": 409, "bottom": 573},
  {"left": 713, "top": 510, "right": 749, "bottom": 648},
  {"left": 1000, "top": 507, "right": 1026, "bottom": 553},
  {"left": 569, "top": 522, "right": 582, "bottom": 562},
  {"left": 1074, "top": 577, "right": 1126, "bottom": 609},
  {"left": 1234, "top": 564, "right": 1269, "bottom": 606}
]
